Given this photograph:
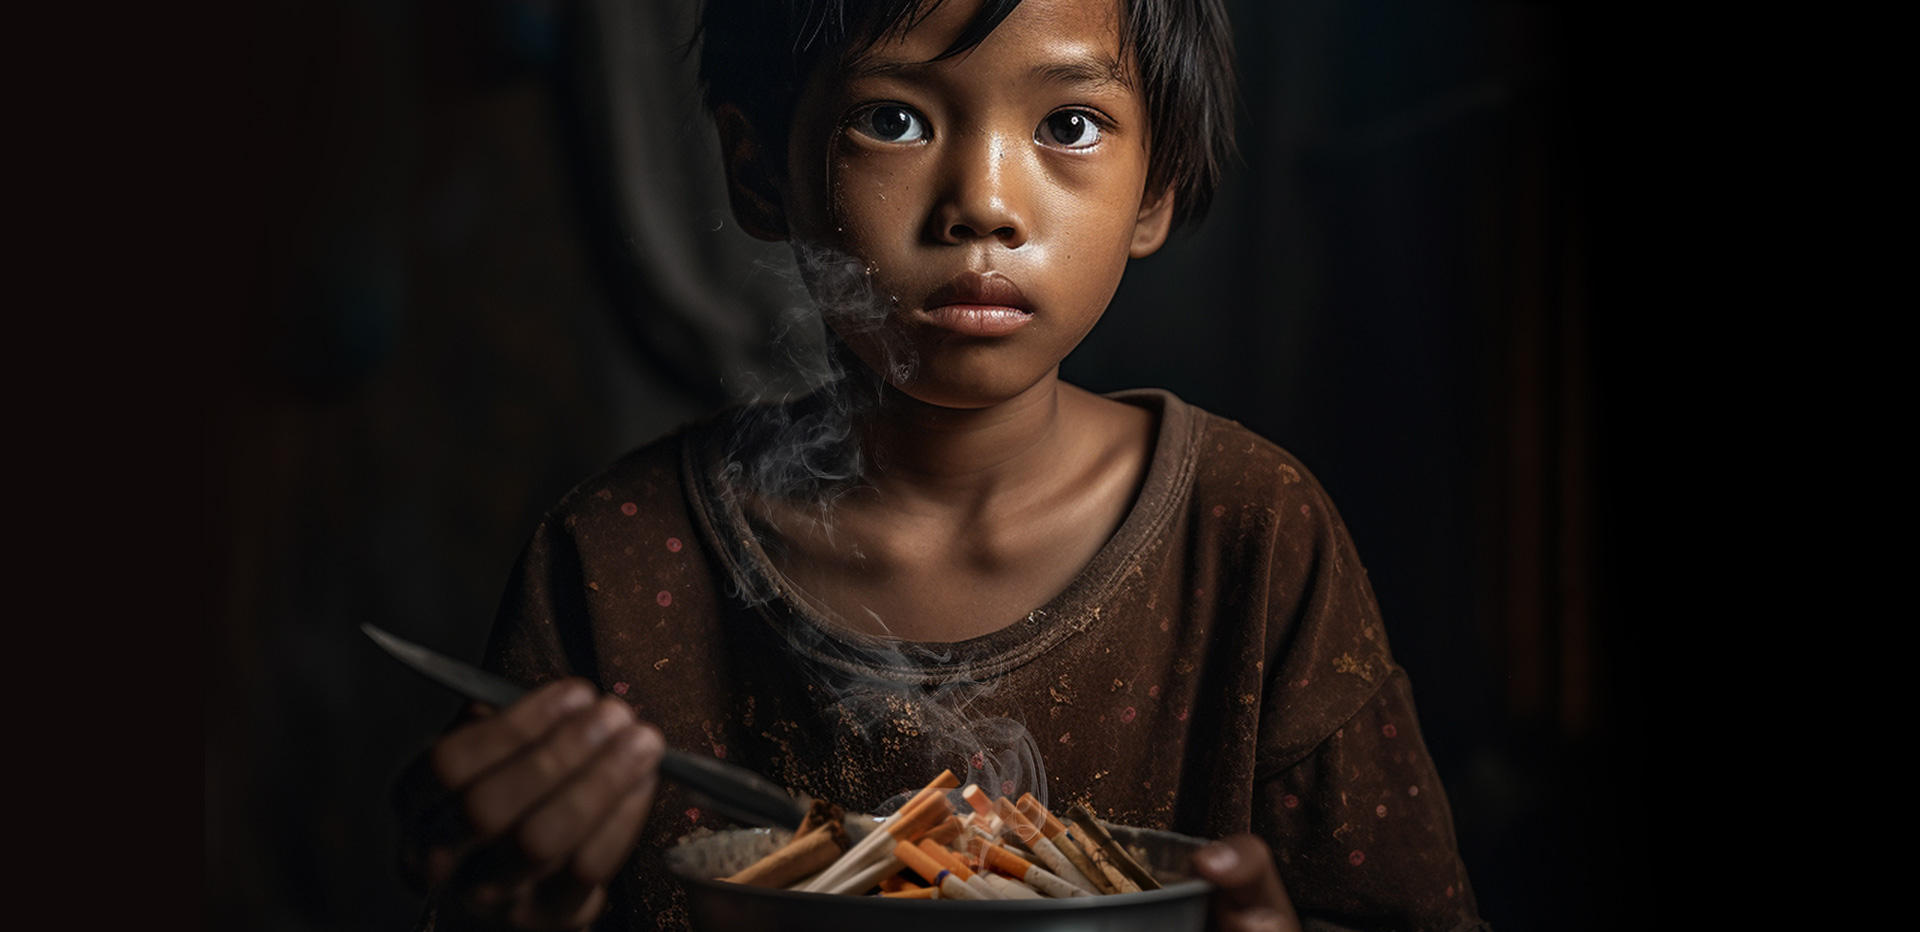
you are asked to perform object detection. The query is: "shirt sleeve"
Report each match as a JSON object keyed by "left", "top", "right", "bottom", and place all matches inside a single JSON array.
[{"left": 1255, "top": 670, "right": 1489, "bottom": 932}]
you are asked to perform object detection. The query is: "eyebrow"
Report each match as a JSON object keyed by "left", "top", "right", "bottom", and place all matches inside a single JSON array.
[
  {"left": 843, "top": 52, "right": 1131, "bottom": 91},
  {"left": 1030, "top": 55, "right": 1131, "bottom": 91}
]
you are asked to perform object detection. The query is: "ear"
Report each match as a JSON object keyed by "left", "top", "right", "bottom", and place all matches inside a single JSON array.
[
  {"left": 1128, "top": 183, "right": 1176, "bottom": 258},
  {"left": 715, "top": 104, "right": 789, "bottom": 242}
]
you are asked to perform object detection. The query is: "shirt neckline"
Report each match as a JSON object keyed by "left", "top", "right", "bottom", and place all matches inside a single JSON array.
[{"left": 685, "top": 388, "right": 1201, "bottom": 685}]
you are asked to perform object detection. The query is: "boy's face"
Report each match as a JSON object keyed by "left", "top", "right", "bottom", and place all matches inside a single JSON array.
[{"left": 761, "top": 0, "right": 1173, "bottom": 409}]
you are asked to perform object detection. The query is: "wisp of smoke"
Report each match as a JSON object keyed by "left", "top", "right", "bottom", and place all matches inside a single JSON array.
[{"left": 719, "top": 238, "right": 1049, "bottom": 813}]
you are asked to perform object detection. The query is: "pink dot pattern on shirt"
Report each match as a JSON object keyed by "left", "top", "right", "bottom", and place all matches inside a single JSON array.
[
  {"left": 1282, "top": 794, "right": 1299, "bottom": 809},
  {"left": 1375, "top": 804, "right": 1388, "bottom": 818},
  {"left": 712, "top": 743, "right": 727, "bottom": 759},
  {"left": 656, "top": 591, "right": 672, "bottom": 607},
  {"left": 1212, "top": 505, "right": 1226, "bottom": 517},
  {"left": 1121, "top": 706, "right": 1137, "bottom": 723},
  {"left": 1301, "top": 504, "right": 1312, "bottom": 516},
  {"left": 1409, "top": 785, "right": 1420, "bottom": 796},
  {"left": 1149, "top": 684, "right": 1161, "bottom": 698},
  {"left": 666, "top": 537, "right": 683, "bottom": 552},
  {"left": 1001, "top": 780, "right": 1016, "bottom": 795},
  {"left": 612, "top": 682, "right": 629, "bottom": 695},
  {"left": 686, "top": 808, "right": 700, "bottom": 823},
  {"left": 1349, "top": 850, "right": 1365, "bottom": 866},
  {"left": 1382, "top": 724, "right": 1398, "bottom": 738},
  {"left": 621, "top": 502, "right": 637, "bottom": 516}
]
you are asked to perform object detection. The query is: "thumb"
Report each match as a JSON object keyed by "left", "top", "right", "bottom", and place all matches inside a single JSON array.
[{"left": 1192, "top": 834, "right": 1300, "bottom": 932}]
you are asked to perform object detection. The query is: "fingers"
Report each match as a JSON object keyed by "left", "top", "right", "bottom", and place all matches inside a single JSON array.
[
  {"left": 1192, "top": 834, "right": 1301, "bottom": 932},
  {"left": 429, "top": 689, "right": 664, "bottom": 930},
  {"left": 563, "top": 724, "right": 665, "bottom": 884},
  {"left": 462, "top": 697, "right": 638, "bottom": 845},
  {"left": 432, "top": 679, "right": 599, "bottom": 790},
  {"left": 507, "top": 725, "right": 664, "bottom": 930}
]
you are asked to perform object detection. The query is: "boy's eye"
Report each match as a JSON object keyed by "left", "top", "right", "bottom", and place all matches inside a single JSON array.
[
  {"left": 852, "top": 105, "right": 929, "bottom": 143},
  {"left": 1037, "top": 110, "right": 1102, "bottom": 149}
]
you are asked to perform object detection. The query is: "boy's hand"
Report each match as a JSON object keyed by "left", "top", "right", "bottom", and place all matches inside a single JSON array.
[
  {"left": 413, "top": 678, "right": 664, "bottom": 931},
  {"left": 1192, "top": 834, "right": 1302, "bottom": 932}
]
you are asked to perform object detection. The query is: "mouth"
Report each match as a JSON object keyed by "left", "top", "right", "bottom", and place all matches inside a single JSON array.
[{"left": 918, "top": 271, "right": 1035, "bottom": 337}]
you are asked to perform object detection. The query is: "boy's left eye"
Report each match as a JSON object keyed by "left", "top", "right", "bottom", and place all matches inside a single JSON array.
[
  {"left": 851, "top": 105, "right": 929, "bottom": 143},
  {"left": 1037, "top": 110, "right": 1103, "bottom": 149}
]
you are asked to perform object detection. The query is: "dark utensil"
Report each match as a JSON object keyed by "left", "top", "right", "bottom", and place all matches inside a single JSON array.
[{"left": 363, "top": 623, "right": 809, "bottom": 830}]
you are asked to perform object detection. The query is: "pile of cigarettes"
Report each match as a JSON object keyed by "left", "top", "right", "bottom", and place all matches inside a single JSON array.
[{"left": 718, "top": 770, "right": 1164, "bottom": 900}]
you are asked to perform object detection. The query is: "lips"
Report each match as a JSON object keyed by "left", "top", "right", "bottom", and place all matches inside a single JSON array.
[{"left": 920, "top": 271, "right": 1035, "bottom": 337}]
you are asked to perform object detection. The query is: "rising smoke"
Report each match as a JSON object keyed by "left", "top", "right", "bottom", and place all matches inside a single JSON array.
[{"left": 717, "top": 238, "right": 1050, "bottom": 813}]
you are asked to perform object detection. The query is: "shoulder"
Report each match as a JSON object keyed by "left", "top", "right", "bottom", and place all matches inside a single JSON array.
[
  {"left": 1131, "top": 393, "right": 1396, "bottom": 770},
  {"left": 1186, "top": 407, "right": 1332, "bottom": 513},
  {"left": 1137, "top": 391, "right": 1354, "bottom": 565}
]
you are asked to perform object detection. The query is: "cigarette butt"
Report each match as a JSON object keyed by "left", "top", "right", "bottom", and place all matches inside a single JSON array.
[
  {"left": 821, "top": 851, "right": 908, "bottom": 896},
  {"left": 921, "top": 841, "right": 1001, "bottom": 898},
  {"left": 983, "top": 873, "right": 1045, "bottom": 899},
  {"left": 878, "top": 874, "right": 920, "bottom": 893},
  {"left": 1002, "top": 810, "right": 1099, "bottom": 894},
  {"left": 1017, "top": 794, "right": 1069, "bottom": 838},
  {"left": 961, "top": 784, "right": 996, "bottom": 817},
  {"left": 1086, "top": 843, "right": 1141, "bottom": 894},
  {"left": 1053, "top": 831, "right": 1118, "bottom": 894},
  {"left": 895, "top": 840, "right": 982, "bottom": 900},
  {"left": 795, "top": 798, "right": 846, "bottom": 838},
  {"left": 723, "top": 826, "right": 847, "bottom": 888},
  {"left": 922, "top": 816, "right": 963, "bottom": 847},
  {"left": 881, "top": 886, "right": 940, "bottom": 898},
  {"left": 1066, "top": 805, "right": 1161, "bottom": 891},
  {"left": 993, "top": 797, "right": 1043, "bottom": 845},
  {"left": 797, "top": 781, "right": 947, "bottom": 894},
  {"left": 916, "top": 839, "right": 974, "bottom": 880},
  {"left": 982, "top": 843, "right": 1094, "bottom": 898}
]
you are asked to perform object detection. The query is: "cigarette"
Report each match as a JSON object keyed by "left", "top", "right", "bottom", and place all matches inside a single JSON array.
[
  {"left": 894, "top": 839, "right": 984, "bottom": 900},
  {"left": 922, "top": 815, "right": 963, "bottom": 847},
  {"left": 1065, "top": 804, "right": 1160, "bottom": 892},
  {"left": 822, "top": 850, "right": 912, "bottom": 896},
  {"left": 917, "top": 839, "right": 1002, "bottom": 899},
  {"left": 994, "top": 798, "right": 1101, "bottom": 894},
  {"left": 880, "top": 886, "right": 940, "bottom": 898},
  {"left": 722, "top": 825, "right": 848, "bottom": 888},
  {"left": 877, "top": 874, "right": 921, "bottom": 893},
  {"left": 1014, "top": 795, "right": 1108, "bottom": 894},
  {"left": 982, "top": 873, "right": 1045, "bottom": 899},
  {"left": 797, "top": 770, "right": 958, "bottom": 893},
  {"left": 981, "top": 842, "right": 1093, "bottom": 898}
]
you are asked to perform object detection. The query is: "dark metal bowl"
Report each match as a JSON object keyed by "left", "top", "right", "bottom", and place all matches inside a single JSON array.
[{"left": 664, "top": 820, "right": 1212, "bottom": 932}]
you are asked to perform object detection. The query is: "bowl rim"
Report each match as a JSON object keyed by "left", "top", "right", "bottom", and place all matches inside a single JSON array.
[{"left": 665, "top": 823, "right": 1216, "bottom": 910}]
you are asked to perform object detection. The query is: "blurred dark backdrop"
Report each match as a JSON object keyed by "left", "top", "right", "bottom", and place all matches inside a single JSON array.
[{"left": 209, "top": 0, "right": 1653, "bottom": 928}]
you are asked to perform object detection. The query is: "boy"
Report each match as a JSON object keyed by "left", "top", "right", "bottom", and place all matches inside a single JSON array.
[{"left": 395, "top": 1, "right": 1486, "bottom": 930}]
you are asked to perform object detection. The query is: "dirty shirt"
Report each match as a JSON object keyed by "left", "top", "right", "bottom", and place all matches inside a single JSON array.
[{"left": 447, "top": 389, "right": 1485, "bottom": 932}]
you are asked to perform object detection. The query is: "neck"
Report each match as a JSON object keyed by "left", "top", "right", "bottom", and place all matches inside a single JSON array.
[{"left": 857, "top": 371, "right": 1076, "bottom": 508}]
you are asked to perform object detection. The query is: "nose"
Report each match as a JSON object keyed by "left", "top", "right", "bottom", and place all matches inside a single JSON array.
[{"left": 928, "top": 130, "right": 1029, "bottom": 248}]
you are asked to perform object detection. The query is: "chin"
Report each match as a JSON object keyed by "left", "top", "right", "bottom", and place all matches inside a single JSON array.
[{"left": 886, "top": 363, "right": 1054, "bottom": 411}]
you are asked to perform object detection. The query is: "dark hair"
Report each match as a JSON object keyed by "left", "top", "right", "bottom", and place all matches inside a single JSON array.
[{"left": 697, "top": 0, "right": 1236, "bottom": 231}]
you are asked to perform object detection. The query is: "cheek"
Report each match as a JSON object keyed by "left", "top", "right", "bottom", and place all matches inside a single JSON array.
[{"left": 824, "top": 149, "right": 920, "bottom": 255}]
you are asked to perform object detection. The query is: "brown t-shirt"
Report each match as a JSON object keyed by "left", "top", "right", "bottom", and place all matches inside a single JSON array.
[{"left": 469, "top": 389, "right": 1485, "bottom": 932}]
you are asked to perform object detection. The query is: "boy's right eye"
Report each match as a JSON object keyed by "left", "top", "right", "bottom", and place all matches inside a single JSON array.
[{"left": 851, "top": 105, "right": 929, "bottom": 144}]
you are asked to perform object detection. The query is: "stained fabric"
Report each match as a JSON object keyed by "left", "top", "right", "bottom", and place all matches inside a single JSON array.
[{"left": 414, "top": 389, "right": 1485, "bottom": 931}]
